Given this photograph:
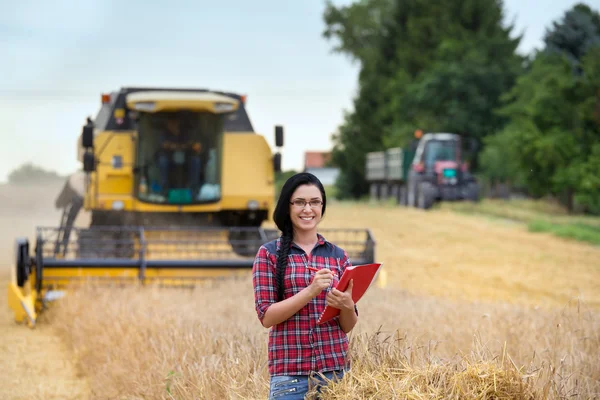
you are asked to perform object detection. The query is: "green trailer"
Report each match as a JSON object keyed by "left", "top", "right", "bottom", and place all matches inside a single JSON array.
[{"left": 365, "top": 146, "right": 416, "bottom": 204}]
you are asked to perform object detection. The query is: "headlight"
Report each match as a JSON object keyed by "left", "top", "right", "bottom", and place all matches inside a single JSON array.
[
  {"left": 112, "top": 201, "right": 124, "bottom": 210},
  {"left": 247, "top": 200, "right": 259, "bottom": 210}
]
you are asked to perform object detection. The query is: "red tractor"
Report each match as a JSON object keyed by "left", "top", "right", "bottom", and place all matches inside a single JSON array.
[{"left": 405, "top": 132, "right": 480, "bottom": 209}]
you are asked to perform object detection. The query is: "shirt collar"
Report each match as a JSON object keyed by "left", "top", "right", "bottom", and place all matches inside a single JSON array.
[{"left": 276, "top": 232, "right": 327, "bottom": 251}]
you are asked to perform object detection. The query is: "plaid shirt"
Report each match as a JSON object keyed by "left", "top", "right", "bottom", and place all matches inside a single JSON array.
[{"left": 252, "top": 233, "right": 357, "bottom": 376}]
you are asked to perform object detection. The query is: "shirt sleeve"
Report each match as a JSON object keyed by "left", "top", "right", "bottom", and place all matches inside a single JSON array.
[
  {"left": 339, "top": 249, "right": 359, "bottom": 316},
  {"left": 252, "top": 245, "right": 277, "bottom": 323}
]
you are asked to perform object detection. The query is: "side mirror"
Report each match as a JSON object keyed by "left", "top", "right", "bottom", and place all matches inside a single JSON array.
[
  {"left": 273, "top": 153, "right": 282, "bottom": 173},
  {"left": 275, "top": 125, "right": 284, "bottom": 147},
  {"left": 82, "top": 119, "right": 94, "bottom": 148},
  {"left": 83, "top": 152, "right": 96, "bottom": 172}
]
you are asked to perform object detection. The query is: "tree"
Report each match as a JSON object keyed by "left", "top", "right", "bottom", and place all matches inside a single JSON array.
[
  {"left": 275, "top": 170, "right": 299, "bottom": 197},
  {"left": 478, "top": 128, "right": 527, "bottom": 195},
  {"left": 322, "top": 0, "right": 393, "bottom": 66},
  {"left": 7, "top": 163, "right": 65, "bottom": 185},
  {"left": 486, "top": 4, "right": 600, "bottom": 213},
  {"left": 543, "top": 3, "right": 600, "bottom": 75},
  {"left": 323, "top": 0, "right": 524, "bottom": 198},
  {"left": 323, "top": 0, "right": 395, "bottom": 198}
]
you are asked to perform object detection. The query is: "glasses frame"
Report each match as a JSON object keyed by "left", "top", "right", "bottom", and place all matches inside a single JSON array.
[{"left": 289, "top": 199, "right": 323, "bottom": 208}]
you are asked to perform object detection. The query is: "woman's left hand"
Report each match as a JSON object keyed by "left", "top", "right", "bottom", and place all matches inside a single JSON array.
[{"left": 326, "top": 279, "right": 354, "bottom": 311}]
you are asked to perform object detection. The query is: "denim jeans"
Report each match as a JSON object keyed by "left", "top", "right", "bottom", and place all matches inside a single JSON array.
[{"left": 268, "top": 370, "right": 345, "bottom": 399}]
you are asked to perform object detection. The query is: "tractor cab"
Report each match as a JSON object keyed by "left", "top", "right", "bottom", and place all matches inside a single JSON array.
[
  {"left": 126, "top": 91, "right": 239, "bottom": 205},
  {"left": 415, "top": 133, "right": 464, "bottom": 185},
  {"left": 413, "top": 133, "right": 461, "bottom": 171}
]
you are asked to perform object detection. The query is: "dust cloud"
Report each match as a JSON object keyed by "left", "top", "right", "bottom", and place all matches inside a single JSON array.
[
  {"left": 0, "top": 180, "right": 88, "bottom": 269},
  {"left": 0, "top": 179, "right": 92, "bottom": 398}
]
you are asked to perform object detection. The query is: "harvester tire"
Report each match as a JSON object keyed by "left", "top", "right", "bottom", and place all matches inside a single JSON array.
[
  {"left": 15, "top": 238, "right": 30, "bottom": 287},
  {"left": 228, "top": 228, "right": 266, "bottom": 258}
]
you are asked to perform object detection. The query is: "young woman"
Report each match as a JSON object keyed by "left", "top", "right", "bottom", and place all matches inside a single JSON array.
[{"left": 252, "top": 172, "right": 358, "bottom": 399}]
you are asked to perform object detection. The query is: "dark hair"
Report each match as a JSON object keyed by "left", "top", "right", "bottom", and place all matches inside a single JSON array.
[{"left": 272, "top": 172, "right": 327, "bottom": 301}]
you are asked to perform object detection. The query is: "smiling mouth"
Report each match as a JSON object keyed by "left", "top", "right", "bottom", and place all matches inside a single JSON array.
[{"left": 300, "top": 216, "right": 314, "bottom": 221}]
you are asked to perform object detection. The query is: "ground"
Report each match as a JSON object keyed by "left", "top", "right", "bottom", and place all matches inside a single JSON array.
[
  {"left": 0, "top": 182, "right": 91, "bottom": 400},
  {"left": 0, "top": 181, "right": 598, "bottom": 398}
]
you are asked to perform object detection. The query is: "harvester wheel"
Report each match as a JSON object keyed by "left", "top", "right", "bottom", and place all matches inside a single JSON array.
[
  {"left": 15, "top": 238, "right": 31, "bottom": 287},
  {"left": 228, "top": 228, "right": 265, "bottom": 258}
]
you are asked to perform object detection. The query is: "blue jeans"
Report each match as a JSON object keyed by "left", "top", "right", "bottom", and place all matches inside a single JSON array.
[{"left": 268, "top": 370, "right": 345, "bottom": 399}]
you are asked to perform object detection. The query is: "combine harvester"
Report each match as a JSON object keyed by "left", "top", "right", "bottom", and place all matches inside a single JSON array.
[
  {"left": 8, "top": 87, "right": 376, "bottom": 327},
  {"left": 366, "top": 130, "right": 480, "bottom": 209}
]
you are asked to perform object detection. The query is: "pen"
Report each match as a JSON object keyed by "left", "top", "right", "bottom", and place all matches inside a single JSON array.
[{"left": 307, "top": 266, "right": 320, "bottom": 272}]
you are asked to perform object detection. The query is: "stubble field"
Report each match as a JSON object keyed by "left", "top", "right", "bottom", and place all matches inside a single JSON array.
[{"left": 0, "top": 183, "right": 598, "bottom": 399}]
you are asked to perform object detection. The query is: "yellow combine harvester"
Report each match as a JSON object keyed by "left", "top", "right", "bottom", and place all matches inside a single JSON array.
[{"left": 8, "top": 87, "right": 376, "bottom": 327}]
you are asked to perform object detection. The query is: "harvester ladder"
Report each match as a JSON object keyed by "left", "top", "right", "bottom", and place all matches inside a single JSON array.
[{"left": 53, "top": 196, "right": 83, "bottom": 256}]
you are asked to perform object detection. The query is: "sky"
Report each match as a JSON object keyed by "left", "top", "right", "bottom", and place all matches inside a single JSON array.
[{"left": 0, "top": 0, "right": 593, "bottom": 182}]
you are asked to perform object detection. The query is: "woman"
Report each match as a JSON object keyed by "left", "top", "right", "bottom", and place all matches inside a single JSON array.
[{"left": 252, "top": 172, "right": 358, "bottom": 399}]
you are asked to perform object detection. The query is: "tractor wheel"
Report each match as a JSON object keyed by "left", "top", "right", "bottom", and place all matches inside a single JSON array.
[
  {"left": 417, "top": 182, "right": 436, "bottom": 210},
  {"left": 465, "top": 182, "right": 481, "bottom": 202},
  {"left": 407, "top": 180, "right": 418, "bottom": 207},
  {"left": 398, "top": 185, "right": 408, "bottom": 206}
]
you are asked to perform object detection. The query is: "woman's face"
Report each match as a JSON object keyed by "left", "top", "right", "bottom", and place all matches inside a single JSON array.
[{"left": 289, "top": 184, "right": 323, "bottom": 233}]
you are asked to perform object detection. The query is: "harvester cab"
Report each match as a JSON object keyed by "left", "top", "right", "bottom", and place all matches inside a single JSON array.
[
  {"left": 8, "top": 87, "right": 377, "bottom": 328},
  {"left": 406, "top": 132, "right": 479, "bottom": 209}
]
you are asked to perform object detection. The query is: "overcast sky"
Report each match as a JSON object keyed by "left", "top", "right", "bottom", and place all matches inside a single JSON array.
[{"left": 0, "top": 0, "right": 592, "bottom": 182}]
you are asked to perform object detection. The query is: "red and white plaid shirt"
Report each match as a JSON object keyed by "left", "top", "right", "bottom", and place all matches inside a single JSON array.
[{"left": 252, "top": 233, "right": 357, "bottom": 376}]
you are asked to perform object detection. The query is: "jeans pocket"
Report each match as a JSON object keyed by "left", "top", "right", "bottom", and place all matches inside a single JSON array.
[{"left": 270, "top": 376, "right": 305, "bottom": 399}]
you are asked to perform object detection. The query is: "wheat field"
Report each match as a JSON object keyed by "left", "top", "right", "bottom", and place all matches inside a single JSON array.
[
  {"left": 46, "top": 200, "right": 600, "bottom": 399},
  {"left": 1, "top": 184, "right": 599, "bottom": 399}
]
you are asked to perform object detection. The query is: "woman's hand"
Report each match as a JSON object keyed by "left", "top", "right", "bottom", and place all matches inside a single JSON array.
[
  {"left": 326, "top": 279, "right": 354, "bottom": 311},
  {"left": 308, "top": 268, "right": 333, "bottom": 298}
]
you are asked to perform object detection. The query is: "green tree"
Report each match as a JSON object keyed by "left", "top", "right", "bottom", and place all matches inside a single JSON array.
[
  {"left": 323, "top": 0, "right": 395, "bottom": 198},
  {"left": 543, "top": 2, "right": 600, "bottom": 75},
  {"left": 487, "top": 4, "right": 600, "bottom": 213},
  {"left": 323, "top": 0, "right": 523, "bottom": 198},
  {"left": 275, "top": 170, "right": 298, "bottom": 197},
  {"left": 478, "top": 128, "right": 527, "bottom": 193}
]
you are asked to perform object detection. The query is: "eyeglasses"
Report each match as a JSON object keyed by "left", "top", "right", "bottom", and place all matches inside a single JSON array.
[{"left": 290, "top": 199, "right": 323, "bottom": 208}]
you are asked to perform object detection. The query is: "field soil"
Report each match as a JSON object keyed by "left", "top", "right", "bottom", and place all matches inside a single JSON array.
[{"left": 0, "top": 181, "right": 91, "bottom": 400}]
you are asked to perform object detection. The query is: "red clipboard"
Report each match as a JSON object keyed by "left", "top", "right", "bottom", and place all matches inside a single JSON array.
[{"left": 317, "top": 262, "right": 383, "bottom": 325}]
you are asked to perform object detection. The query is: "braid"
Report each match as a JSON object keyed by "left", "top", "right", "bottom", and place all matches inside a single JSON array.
[{"left": 275, "top": 222, "right": 293, "bottom": 301}]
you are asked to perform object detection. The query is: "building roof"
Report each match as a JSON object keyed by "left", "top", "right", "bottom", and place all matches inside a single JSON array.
[{"left": 304, "top": 151, "right": 332, "bottom": 169}]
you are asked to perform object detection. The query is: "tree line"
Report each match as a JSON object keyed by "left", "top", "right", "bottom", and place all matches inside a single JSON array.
[
  {"left": 322, "top": 0, "right": 600, "bottom": 214},
  {"left": 6, "top": 163, "right": 66, "bottom": 185}
]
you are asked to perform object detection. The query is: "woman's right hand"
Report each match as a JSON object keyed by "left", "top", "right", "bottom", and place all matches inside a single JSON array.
[{"left": 308, "top": 268, "right": 333, "bottom": 298}]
